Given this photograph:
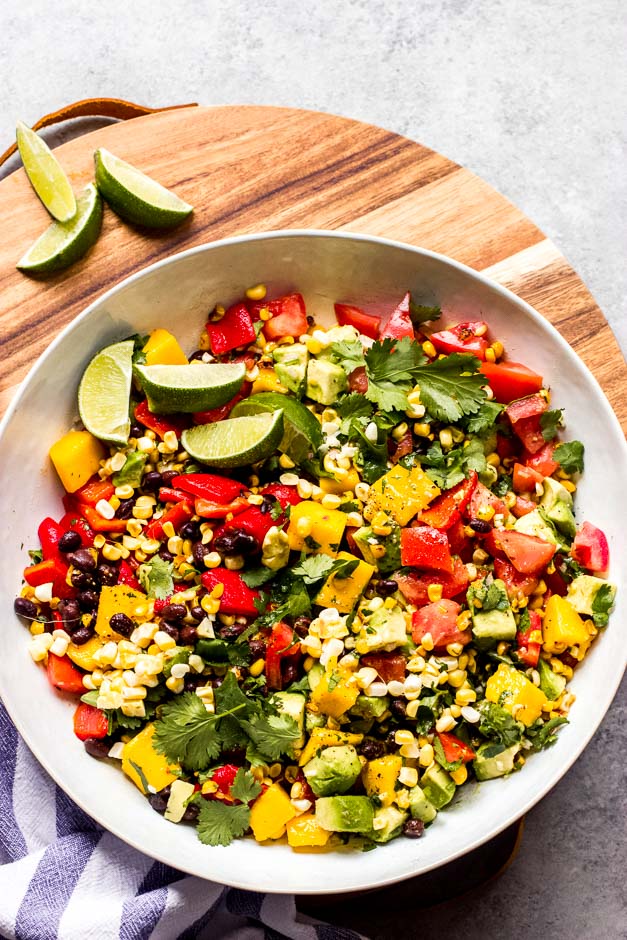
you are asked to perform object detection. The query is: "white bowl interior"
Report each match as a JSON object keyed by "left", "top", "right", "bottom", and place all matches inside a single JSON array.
[{"left": 0, "top": 231, "right": 625, "bottom": 893}]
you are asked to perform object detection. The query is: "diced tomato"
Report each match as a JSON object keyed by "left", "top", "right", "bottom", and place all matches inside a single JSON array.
[
  {"left": 419, "top": 472, "right": 478, "bottom": 530},
  {"left": 493, "top": 558, "right": 538, "bottom": 601},
  {"left": 207, "top": 302, "right": 256, "bottom": 355},
  {"left": 38, "top": 517, "right": 65, "bottom": 560},
  {"left": 75, "top": 478, "right": 115, "bottom": 507},
  {"left": 380, "top": 292, "right": 414, "bottom": 340},
  {"left": 348, "top": 366, "right": 368, "bottom": 393},
  {"left": 334, "top": 303, "right": 381, "bottom": 339},
  {"left": 144, "top": 502, "right": 194, "bottom": 541},
  {"left": 195, "top": 497, "right": 249, "bottom": 519},
  {"left": 430, "top": 321, "right": 489, "bottom": 360},
  {"left": 512, "top": 496, "right": 537, "bottom": 518},
  {"left": 265, "top": 621, "right": 299, "bottom": 690},
  {"left": 496, "top": 433, "right": 520, "bottom": 461},
  {"left": 171, "top": 473, "right": 246, "bottom": 504},
  {"left": 480, "top": 361, "right": 543, "bottom": 403},
  {"left": 24, "top": 557, "right": 73, "bottom": 599},
  {"left": 524, "top": 443, "right": 558, "bottom": 477},
  {"left": 512, "top": 463, "right": 544, "bottom": 493},
  {"left": 58, "top": 512, "right": 95, "bottom": 547},
  {"left": 134, "top": 400, "right": 191, "bottom": 440},
  {"left": 505, "top": 394, "right": 547, "bottom": 454},
  {"left": 486, "top": 529, "right": 556, "bottom": 576},
  {"left": 401, "top": 526, "right": 453, "bottom": 573},
  {"left": 249, "top": 293, "right": 308, "bottom": 341},
  {"left": 516, "top": 609, "right": 543, "bottom": 668},
  {"left": 260, "top": 483, "right": 302, "bottom": 508},
  {"left": 79, "top": 505, "right": 128, "bottom": 535},
  {"left": 200, "top": 568, "right": 260, "bottom": 617},
  {"left": 436, "top": 731, "right": 476, "bottom": 765},
  {"left": 394, "top": 557, "right": 469, "bottom": 608},
  {"left": 465, "top": 481, "right": 507, "bottom": 521},
  {"left": 73, "top": 702, "right": 109, "bottom": 741},
  {"left": 360, "top": 652, "right": 407, "bottom": 683},
  {"left": 571, "top": 522, "right": 609, "bottom": 574},
  {"left": 411, "top": 599, "right": 471, "bottom": 650},
  {"left": 47, "top": 654, "right": 85, "bottom": 694},
  {"left": 446, "top": 519, "right": 474, "bottom": 561},
  {"left": 118, "top": 560, "right": 142, "bottom": 591},
  {"left": 544, "top": 560, "right": 568, "bottom": 597}
]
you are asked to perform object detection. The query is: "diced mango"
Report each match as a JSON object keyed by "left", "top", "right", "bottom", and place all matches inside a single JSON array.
[
  {"left": 122, "top": 724, "right": 179, "bottom": 794},
  {"left": 543, "top": 595, "right": 591, "bottom": 653},
  {"left": 249, "top": 782, "right": 297, "bottom": 842},
  {"left": 315, "top": 551, "right": 375, "bottom": 613},
  {"left": 67, "top": 635, "right": 108, "bottom": 671},
  {"left": 142, "top": 329, "right": 188, "bottom": 366},
  {"left": 287, "top": 501, "right": 347, "bottom": 556},
  {"left": 485, "top": 663, "right": 548, "bottom": 727},
  {"left": 320, "top": 469, "right": 360, "bottom": 495},
  {"left": 251, "top": 368, "right": 288, "bottom": 395},
  {"left": 362, "top": 755, "right": 402, "bottom": 807},
  {"left": 366, "top": 465, "right": 440, "bottom": 526},
  {"left": 95, "top": 584, "right": 148, "bottom": 637},
  {"left": 299, "top": 727, "right": 364, "bottom": 766},
  {"left": 49, "top": 431, "right": 106, "bottom": 494},
  {"left": 310, "top": 672, "right": 360, "bottom": 719},
  {"left": 286, "top": 813, "right": 331, "bottom": 847}
]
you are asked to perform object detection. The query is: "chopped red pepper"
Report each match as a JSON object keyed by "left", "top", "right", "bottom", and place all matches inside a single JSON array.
[
  {"left": 158, "top": 487, "right": 194, "bottom": 504},
  {"left": 430, "top": 321, "right": 489, "bottom": 360},
  {"left": 171, "top": 473, "right": 246, "bottom": 504},
  {"left": 215, "top": 505, "right": 275, "bottom": 545},
  {"left": 37, "top": 517, "right": 65, "bottom": 560},
  {"left": 260, "top": 483, "right": 302, "bottom": 508},
  {"left": 479, "top": 361, "right": 543, "bottom": 403},
  {"left": 200, "top": 568, "right": 260, "bottom": 617},
  {"left": 118, "top": 560, "right": 142, "bottom": 591},
  {"left": 134, "top": 400, "right": 191, "bottom": 441},
  {"left": 47, "top": 653, "right": 85, "bottom": 694},
  {"left": 79, "top": 505, "right": 128, "bottom": 534},
  {"left": 145, "top": 502, "right": 194, "bottom": 542},
  {"left": 207, "top": 302, "right": 256, "bottom": 355},
  {"left": 249, "top": 293, "right": 308, "bottom": 341},
  {"left": 360, "top": 652, "right": 406, "bottom": 683},
  {"left": 265, "top": 621, "right": 299, "bottom": 690},
  {"left": 75, "top": 478, "right": 115, "bottom": 506},
  {"left": 436, "top": 731, "right": 476, "bottom": 765},
  {"left": 210, "top": 763, "right": 240, "bottom": 798},
  {"left": 194, "top": 497, "right": 249, "bottom": 519},
  {"left": 380, "top": 292, "right": 414, "bottom": 340},
  {"left": 334, "top": 303, "right": 381, "bottom": 339},
  {"left": 419, "top": 472, "right": 478, "bottom": 530},
  {"left": 24, "top": 557, "right": 73, "bottom": 599},
  {"left": 73, "top": 702, "right": 109, "bottom": 740},
  {"left": 516, "top": 609, "right": 543, "bottom": 667},
  {"left": 400, "top": 526, "right": 453, "bottom": 573},
  {"left": 192, "top": 385, "right": 250, "bottom": 425},
  {"left": 58, "top": 512, "right": 95, "bottom": 547}
]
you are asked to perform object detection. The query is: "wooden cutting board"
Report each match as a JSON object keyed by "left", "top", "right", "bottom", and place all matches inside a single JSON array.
[{"left": 0, "top": 104, "right": 624, "bottom": 428}]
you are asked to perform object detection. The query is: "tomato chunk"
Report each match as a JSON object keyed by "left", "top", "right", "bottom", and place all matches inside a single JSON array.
[
  {"left": 465, "top": 481, "right": 507, "bottom": 521},
  {"left": 360, "top": 652, "right": 407, "bottom": 683},
  {"left": 512, "top": 462, "right": 544, "bottom": 493},
  {"left": 249, "top": 293, "right": 308, "bottom": 340},
  {"left": 493, "top": 558, "right": 538, "bottom": 601},
  {"left": 47, "top": 654, "right": 85, "bottom": 694},
  {"left": 571, "top": 522, "right": 609, "bottom": 574},
  {"left": 419, "top": 472, "right": 478, "bottom": 530},
  {"left": 516, "top": 609, "right": 543, "bottom": 668},
  {"left": 487, "top": 529, "right": 556, "bottom": 576},
  {"left": 401, "top": 526, "right": 453, "bottom": 573},
  {"left": 394, "top": 557, "right": 469, "bottom": 607},
  {"left": 430, "top": 321, "right": 489, "bottom": 360},
  {"left": 505, "top": 394, "right": 547, "bottom": 454},
  {"left": 334, "top": 303, "right": 381, "bottom": 339},
  {"left": 480, "top": 361, "right": 543, "bottom": 403},
  {"left": 266, "top": 621, "right": 299, "bottom": 690},
  {"left": 380, "top": 292, "right": 414, "bottom": 340},
  {"left": 192, "top": 385, "right": 250, "bottom": 425},
  {"left": 524, "top": 443, "right": 558, "bottom": 477},
  {"left": 411, "top": 599, "right": 471, "bottom": 650},
  {"left": 436, "top": 731, "right": 476, "bottom": 765}
]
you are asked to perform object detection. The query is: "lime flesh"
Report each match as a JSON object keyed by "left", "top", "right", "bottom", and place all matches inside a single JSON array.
[
  {"left": 134, "top": 362, "right": 246, "bottom": 414},
  {"left": 17, "top": 183, "right": 103, "bottom": 275},
  {"left": 16, "top": 121, "right": 77, "bottom": 222},
  {"left": 181, "top": 411, "right": 284, "bottom": 468},
  {"left": 231, "top": 392, "right": 322, "bottom": 463},
  {"left": 78, "top": 340, "right": 134, "bottom": 444},
  {"left": 94, "top": 147, "right": 193, "bottom": 228}
]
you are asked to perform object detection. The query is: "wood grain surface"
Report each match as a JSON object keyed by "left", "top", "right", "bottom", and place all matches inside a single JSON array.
[{"left": 0, "top": 105, "right": 624, "bottom": 428}]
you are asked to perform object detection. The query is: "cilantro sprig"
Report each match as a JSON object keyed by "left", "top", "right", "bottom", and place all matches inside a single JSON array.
[{"left": 138, "top": 556, "right": 174, "bottom": 599}]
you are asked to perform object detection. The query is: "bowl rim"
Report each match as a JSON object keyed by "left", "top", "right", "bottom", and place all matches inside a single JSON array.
[{"left": 1, "top": 228, "right": 625, "bottom": 893}]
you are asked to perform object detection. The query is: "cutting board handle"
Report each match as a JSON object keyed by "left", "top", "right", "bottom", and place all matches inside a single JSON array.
[{"left": 0, "top": 97, "right": 198, "bottom": 167}]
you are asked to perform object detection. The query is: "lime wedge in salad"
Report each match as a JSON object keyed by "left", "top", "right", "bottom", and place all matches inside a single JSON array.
[
  {"left": 134, "top": 362, "right": 246, "bottom": 414},
  {"left": 182, "top": 411, "right": 284, "bottom": 468},
  {"left": 78, "top": 340, "right": 134, "bottom": 444},
  {"left": 94, "top": 147, "right": 194, "bottom": 228},
  {"left": 17, "top": 183, "right": 103, "bottom": 275},
  {"left": 16, "top": 121, "right": 77, "bottom": 222},
  {"left": 231, "top": 392, "right": 322, "bottom": 464}
]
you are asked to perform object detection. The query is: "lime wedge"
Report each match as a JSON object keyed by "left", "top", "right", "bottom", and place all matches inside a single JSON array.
[
  {"left": 134, "top": 362, "right": 246, "bottom": 414},
  {"left": 231, "top": 392, "right": 322, "bottom": 463},
  {"left": 16, "top": 121, "right": 77, "bottom": 222},
  {"left": 94, "top": 147, "right": 193, "bottom": 228},
  {"left": 17, "top": 183, "right": 103, "bottom": 275},
  {"left": 182, "top": 411, "right": 284, "bottom": 468},
  {"left": 78, "top": 340, "right": 134, "bottom": 444}
]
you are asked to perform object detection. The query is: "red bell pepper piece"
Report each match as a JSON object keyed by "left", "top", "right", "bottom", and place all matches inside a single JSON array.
[
  {"left": 249, "top": 293, "right": 308, "bottom": 341},
  {"left": 419, "top": 472, "right": 478, "bottom": 530},
  {"left": 192, "top": 385, "right": 250, "bottom": 425},
  {"left": 118, "top": 560, "right": 142, "bottom": 591},
  {"left": 47, "top": 653, "right": 85, "bottom": 694},
  {"left": 58, "top": 512, "right": 95, "bottom": 547},
  {"left": 360, "top": 652, "right": 406, "bottom": 683},
  {"left": 446, "top": 518, "right": 474, "bottom": 561},
  {"left": 153, "top": 584, "right": 188, "bottom": 613},
  {"left": 159, "top": 487, "right": 193, "bottom": 504},
  {"left": 200, "top": 568, "right": 260, "bottom": 617},
  {"left": 38, "top": 517, "right": 65, "bottom": 560},
  {"left": 265, "top": 621, "right": 299, "bottom": 690},
  {"left": 505, "top": 394, "right": 547, "bottom": 454},
  {"left": 207, "top": 302, "right": 256, "bottom": 355},
  {"left": 523, "top": 443, "right": 558, "bottom": 477},
  {"left": 486, "top": 529, "right": 556, "bottom": 576},
  {"left": 210, "top": 763, "right": 240, "bottom": 798},
  {"left": 24, "top": 557, "right": 73, "bottom": 599},
  {"left": 334, "top": 303, "right": 381, "bottom": 339},
  {"left": 195, "top": 497, "right": 249, "bottom": 519},
  {"left": 134, "top": 400, "right": 191, "bottom": 440},
  {"left": 215, "top": 506, "right": 273, "bottom": 545},
  {"left": 380, "top": 292, "right": 414, "bottom": 340},
  {"left": 516, "top": 610, "right": 543, "bottom": 667},
  {"left": 79, "top": 505, "right": 128, "bottom": 535},
  {"left": 496, "top": 433, "right": 520, "bottom": 461},
  {"left": 512, "top": 462, "right": 544, "bottom": 493},
  {"left": 171, "top": 473, "right": 246, "bottom": 504},
  {"left": 479, "top": 361, "right": 543, "bottom": 403},
  {"left": 571, "top": 522, "right": 609, "bottom": 574},
  {"left": 430, "top": 321, "right": 489, "bottom": 360},
  {"left": 73, "top": 703, "right": 109, "bottom": 741},
  {"left": 145, "top": 502, "right": 194, "bottom": 542},
  {"left": 260, "top": 483, "right": 302, "bottom": 508},
  {"left": 412, "top": 599, "right": 472, "bottom": 650},
  {"left": 394, "top": 557, "right": 469, "bottom": 608},
  {"left": 436, "top": 731, "right": 476, "bottom": 765},
  {"left": 75, "top": 478, "right": 115, "bottom": 506},
  {"left": 400, "top": 526, "right": 453, "bottom": 573}
]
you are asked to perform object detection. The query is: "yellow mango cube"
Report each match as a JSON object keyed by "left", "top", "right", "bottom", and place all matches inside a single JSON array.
[
  {"left": 142, "top": 329, "right": 188, "bottom": 366},
  {"left": 299, "top": 727, "right": 364, "bottom": 766},
  {"left": 485, "top": 663, "right": 548, "bottom": 727},
  {"left": 286, "top": 813, "right": 331, "bottom": 847},
  {"left": 366, "top": 465, "right": 440, "bottom": 526},
  {"left": 122, "top": 724, "right": 179, "bottom": 794},
  {"left": 67, "top": 635, "right": 108, "bottom": 671},
  {"left": 543, "top": 595, "right": 590, "bottom": 653},
  {"left": 310, "top": 672, "right": 360, "bottom": 719},
  {"left": 251, "top": 368, "right": 288, "bottom": 395},
  {"left": 362, "top": 755, "right": 402, "bottom": 807},
  {"left": 95, "top": 584, "right": 148, "bottom": 638},
  {"left": 49, "top": 430, "right": 105, "bottom": 493},
  {"left": 249, "top": 782, "right": 297, "bottom": 842},
  {"left": 320, "top": 469, "right": 360, "bottom": 495},
  {"left": 287, "top": 501, "right": 347, "bottom": 556},
  {"left": 315, "top": 552, "right": 375, "bottom": 613}
]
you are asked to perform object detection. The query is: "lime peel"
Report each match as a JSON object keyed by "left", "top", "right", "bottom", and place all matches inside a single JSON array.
[
  {"left": 134, "top": 362, "right": 246, "bottom": 414},
  {"left": 78, "top": 340, "right": 134, "bottom": 445},
  {"left": 16, "top": 120, "right": 77, "bottom": 222},
  {"left": 181, "top": 411, "right": 284, "bottom": 469},
  {"left": 94, "top": 147, "right": 193, "bottom": 228},
  {"left": 17, "top": 183, "right": 103, "bottom": 275}
]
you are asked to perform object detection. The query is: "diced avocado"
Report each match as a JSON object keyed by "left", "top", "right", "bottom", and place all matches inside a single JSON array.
[
  {"left": 566, "top": 575, "right": 616, "bottom": 617},
  {"left": 541, "top": 476, "right": 573, "bottom": 509},
  {"left": 408, "top": 786, "right": 437, "bottom": 824},
  {"left": 514, "top": 508, "right": 569, "bottom": 552},
  {"left": 302, "top": 745, "right": 362, "bottom": 797},
  {"left": 307, "top": 662, "right": 324, "bottom": 691},
  {"left": 272, "top": 343, "right": 309, "bottom": 395},
  {"left": 315, "top": 795, "right": 374, "bottom": 833},
  {"left": 112, "top": 451, "right": 147, "bottom": 488},
  {"left": 537, "top": 658, "right": 566, "bottom": 701},
  {"left": 162, "top": 647, "right": 191, "bottom": 679},
  {"left": 350, "top": 694, "right": 390, "bottom": 721},
  {"left": 369, "top": 805, "right": 408, "bottom": 843},
  {"left": 473, "top": 741, "right": 521, "bottom": 781},
  {"left": 420, "top": 763, "right": 456, "bottom": 809},
  {"left": 319, "top": 325, "right": 361, "bottom": 349},
  {"left": 351, "top": 527, "right": 381, "bottom": 568},
  {"left": 164, "top": 779, "right": 196, "bottom": 823},
  {"left": 467, "top": 579, "right": 516, "bottom": 649},
  {"left": 544, "top": 500, "right": 576, "bottom": 539},
  {"left": 305, "top": 710, "right": 326, "bottom": 733},
  {"left": 306, "top": 358, "right": 348, "bottom": 405},
  {"left": 273, "top": 691, "right": 306, "bottom": 747},
  {"left": 355, "top": 606, "right": 408, "bottom": 654}
]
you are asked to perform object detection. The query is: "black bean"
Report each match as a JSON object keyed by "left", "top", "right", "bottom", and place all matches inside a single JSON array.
[
  {"left": 97, "top": 563, "right": 118, "bottom": 586},
  {"left": 129, "top": 424, "right": 144, "bottom": 439},
  {"left": 159, "top": 549, "right": 174, "bottom": 562},
  {"left": 213, "top": 529, "right": 259, "bottom": 556},
  {"left": 70, "top": 569, "right": 97, "bottom": 590},
  {"left": 358, "top": 738, "right": 386, "bottom": 761},
  {"left": 109, "top": 612, "right": 134, "bottom": 638},
  {"left": 248, "top": 638, "right": 267, "bottom": 659},
  {"left": 189, "top": 606, "right": 205, "bottom": 623},
  {"left": 159, "top": 603, "right": 186, "bottom": 622},
  {"left": 469, "top": 518, "right": 492, "bottom": 534},
  {"left": 68, "top": 549, "right": 97, "bottom": 572},
  {"left": 160, "top": 622, "right": 180, "bottom": 641},
  {"left": 189, "top": 350, "right": 207, "bottom": 361},
  {"left": 192, "top": 542, "right": 210, "bottom": 568},
  {"left": 390, "top": 698, "right": 407, "bottom": 719},
  {"left": 217, "top": 622, "right": 247, "bottom": 640},
  {"left": 142, "top": 471, "right": 162, "bottom": 492},
  {"left": 115, "top": 498, "right": 135, "bottom": 520},
  {"left": 282, "top": 661, "right": 298, "bottom": 686},
  {"left": 184, "top": 673, "right": 204, "bottom": 691},
  {"left": 148, "top": 792, "right": 169, "bottom": 815},
  {"left": 180, "top": 521, "right": 201, "bottom": 541},
  {"left": 292, "top": 616, "right": 311, "bottom": 638},
  {"left": 385, "top": 731, "right": 399, "bottom": 751},
  {"left": 84, "top": 738, "right": 111, "bottom": 760},
  {"left": 59, "top": 598, "right": 81, "bottom": 627},
  {"left": 161, "top": 470, "right": 178, "bottom": 486},
  {"left": 179, "top": 625, "right": 198, "bottom": 645},
  {"left": 58, "top": 530, "right": 81, "bottom": 553},
  {"left": 377, "top": 579, "right": 399, "bottom": 597},
  {"left": 71, "top": 625, "right": 94, "bottom": 645},
  {"left": 77, "top": 590, "right": 99, "bottom": 612},
  {"left": 403, "top": 818, "right": 425, "bottom": 839},
  {"left": 182, "top": 803, "right": 199, "bottom": 822},
  {"left": 14, "top": 597, "right": 38, "bottom": 620}
]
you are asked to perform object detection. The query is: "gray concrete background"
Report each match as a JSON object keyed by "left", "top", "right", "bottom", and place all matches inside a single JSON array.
[{"left": 0, "top": 1, "right": 625, "bottom": 937}]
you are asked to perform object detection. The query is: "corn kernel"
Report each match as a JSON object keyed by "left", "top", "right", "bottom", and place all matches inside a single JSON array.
[
  {"left": 427, "top": 584, "right": 443, "bottom": 603},
  {"left": 476, "top": 505, "right": 495, "bottom": 522},
  {"left": 279, "top": 453, "right": 296, "bottom": 469},
  {"left": 418, "top": 744, "right": 434, "bottom": 767},
  {"left": 413, "top": 422, "right": 431, "bottom": 437},
  {"left": 422, "top": 340, "right": 436, "bottom": 358},
  {"left": 249, "top": 658, "right": 265, "bottom": 677},
  {"left": 398, "top": 766, "right": 418, "bottom": 788},
  {"left": 450, "top": 765, "right": 468, "bottom": 785},
  {"left": 204, "top": 552, "right": 222, "bottom": 569},
  {"left": 394, "top": 729, "right": 415, "bottom": 746},
  {"left": 321, "top": 493, "right": 342, "bottom": 510}
]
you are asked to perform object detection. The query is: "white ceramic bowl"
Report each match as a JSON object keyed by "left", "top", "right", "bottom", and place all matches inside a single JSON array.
[{"left": 0, "top": 231, "right": 625, "bottom": 894}]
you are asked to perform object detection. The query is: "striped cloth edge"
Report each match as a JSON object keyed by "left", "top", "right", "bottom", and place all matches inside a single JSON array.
[{"left": 0, "top": 702, "right": 366, "bottom": 940}]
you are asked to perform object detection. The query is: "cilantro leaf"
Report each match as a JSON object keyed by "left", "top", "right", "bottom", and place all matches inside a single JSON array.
[
  {"left": 336, "top": 393, "right": 374, "bottom": 435},
  {"left": 138, "top": 556, "right": 174, "bottom": 600},
  {"left": 476, "top": 701, "right": 523, "bottom": 748},
  {"left": 466, "top": 401, "right": 504, "bottom": 435},
  {"left": 364, "top": 337, "right": 426, "bottom": 412},
  {"left": 214, "top": 670, "right": 254, "bottom": 717},
  {"left": 421, "top": 438, "right": 486, "bottom": 490},
  {"left": 239, "top": 713, "right": 301, "bottom": 761},
  {"left": 130, "top": 333, "right": 149, "bottom": 367},
  {"left": 230, "top": 768, "right": 262, "bottom": 804},
  {"left": 196, "top": 799, "right": 251, "bottom": 847},
  {"left": 28, "top": 548, "right": 43, "bottom": 564},
  {"left": 413, "top": 354, "right": 486, "bottom": 422},
  {"left": 591, "top": 583, "right": 616, "bottom": 628},
  {"left": 152, "top": 693, "right": 225, "bottom": 769},
  {"left": 554, "top": 440, "right": 584, "bottom": 474},
  {"left": 540, "top": 409, "right": 564, "bottom": 442},
  {"left": 526, "top": 716, "right": 568, "bottom": 751},
  {"left": 241, "top": 566, "right": 275, "bottom": 589},
  {"left": 408, "top": 297, "right": 441, "bottom": 325},
  {"left": 292, "top": 554, "right": 359, "bottom": 584},
  {"left": 329, "top": 340, "right": 366, "bottom": 374}
]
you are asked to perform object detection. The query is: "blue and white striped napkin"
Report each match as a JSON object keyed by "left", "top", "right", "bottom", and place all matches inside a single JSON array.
[{"left": 0, "top": 702, "right": 364, "bottom": 940}]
